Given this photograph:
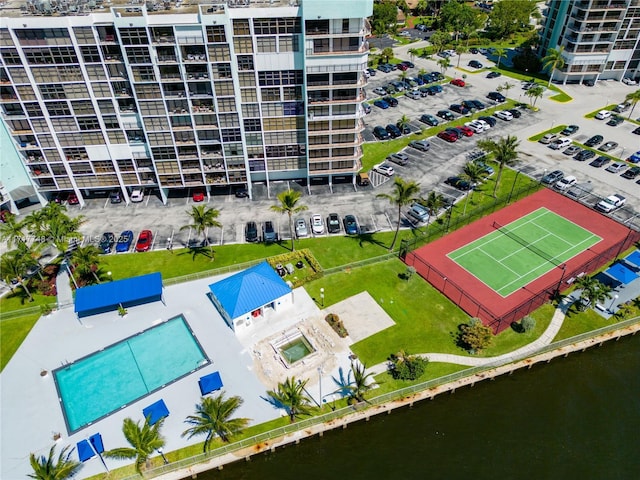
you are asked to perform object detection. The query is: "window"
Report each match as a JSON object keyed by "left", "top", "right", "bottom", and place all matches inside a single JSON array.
[
  {"left": 242, "top": 103, "right": 260, "bottom": 117},
  {"left": 211, "top": 63, "right": 232, "bottom": 79},
  {"left": 221, "top": 129, "right": 242, "bottom": 142},
  {"left": 261, "top": 88, "right": 281, "bottom": 102},
  {"left": 217, "top": 98, "right": 236, "bottom": 113},
  {"left": 234, "top": 37, "right": 253, "bottom": 54},
  {"left": 233, "top": 19, "right": 251, "bottom": 36},
  {"left": 119, "top": 28, "right": 149, "bottom": 45},
  {"left": 39, "top": 84, "right": 66, "bottom": 100},
  {"left": 107, "top": 130, "right": 127, "bottom": 144},
  {"left": 97, "top": 99, "right": 115, "bottom": 114},
  {"left": 103, "top": 116, "right": 120, "bottom": 129},
  {"left": 237, "top": 55, "right": 254, "bottom": 71},
  {"left": 63, "top": 84, "right": 90, "bottom": 99},
  {"left": 147, "top": 132, "right": 173, "bottom": 146},
  {"left": 16, "top": 85, "right": 36, "bottom": 100},
  {"left": 282, "top": 86, "right": 302, "bottom": 101},
  {"left": 257, "top": 37, "right": 276, "bottom": 53},
  {"left": 85, "top": 65, "right": 107, "bottom": 80},
  {"left": 126, "top": 46, "right": 151, "bottom": 64},
  {"left": 77, "top": 117, "right": 100, "bottom": 130},
  {"left": 214, "top": 81, "right": 235, "bottom": 97},
  {"left": 144, "top": 117, "right": 169, "bottom": 131},
  {"left": 279, "top": 36, "right": 298, "bottom": 52},
  {"left": 81, "top": 46, "right": 101, "bottom": 63},
  {"left": 138, "top": 101, "right": 165, "bottom": 115},
  {"left": 206, "top": 25, "right": 227, "bottom": 43},
  {"left": 71, "top": 101, "right": 95, "bottom": 115},
  {"left": 151, "top": 148, "right": 177, "bottom": 160},
  {"left": 208, "top": 45, "right": 230, "bottom": 62},
  {"left": 73, "top": 27, "right": 96, "bottom": 44},
  {"left": 30, "top": 118, "right": 49, "bottom": 132},
  {"left": 218, "top": 113, "right": 240, "bottom": 128},
  {"left": 92, "top": 83, "right": 112, "bottom": 97},
  {"left": 1, "top": 48, "right": 22, "bottom": 65},
  {"left": 238, "top": 72, "right": 256, "bottom": 87},
  {"left": 7, "top": 67, "right": 29, "bottom": 83},
  {"left": 240, "top": 88, "right": 257, "bottom": 102},
  {"left": 244, "top": 119, "right": 262, "bottom": 132}
]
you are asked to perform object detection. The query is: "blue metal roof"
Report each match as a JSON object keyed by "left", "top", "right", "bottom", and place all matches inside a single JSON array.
[
  {"left": 74, "top": 272, "right": 163, "bottom": 317},
  {"left": 208, "top": 262, "right": 291, "bottom": 319}
]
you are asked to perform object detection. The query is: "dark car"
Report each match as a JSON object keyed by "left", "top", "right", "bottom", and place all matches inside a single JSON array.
[
  {"left": 606, "top": 115, "right": 624, "bottom": 126},
  {"left": 373, "top": 126, "right": 391, "bottom": 140},
  {"left": 508, "top": 108, "right": 522, "bottom": 118},
  {"left": 386, "top": 124, "right": 402, "bottom": 138},
  {"left": 262, "top": 221, "right": 278, "bottom": 243},
  {"left": 621, "top": 166, "right": 640, "bottom": 179},
  {"left": 397, "top": 122, "right": 411, "bottom": 134},
  {"left": 429, "top": 84, "right": 443, "bottom": 93},
  {"left": 327, "top": 213, "right": 341, "bottom": 234},
  {"left": 468, "top": 60, "right": 483, "bottom": 68},
  {"left": 234, "top": 187, "right": 249, "bottom": 198},
  {"left": 419, "top": 114, "right": 439, "bottom": 126},
  {"left": 585, "top": 135, "right": 604, "bottom": 147},
  {"left": 362, "top": 103, "right": 372, "bottom": 114},
  {"left": 437, "top": 130, "right": 458, "bottom": 142},
  {"left": 366, "top": 67, "right": 376, "bottom": 76},
  {"left": 437, "top": 110, "right": 455, "bottom": 121},
  {"left": 486, "top": 71, "right": 502, "bottom": 79},
  {"left": 382, "top": 96, "right": 398, "bottom": 107},
  {"left": 487, "top": 91, "right": 506, "bottom": 102},
  {"left": 445, "top": 128, "right": 464, "bottom": 139},
  {"left": 541, "top": 169, "right": 564, "bottom": 185},
  {"left": 589, "top": 156, "right": 611, "bottom": 168},
  {"left": 377, "top": 64, "right": 392, "bottom": 73},
  {"left": 450, "top": 104, "right": 470, "bottom": 115},
  {"left": 561, "top": 124, "right": 580, "bottom": 136},
  {"left": 373, "top": 99, "right": 390, "bottom": 109},
  {"left": 109, "top": 191, "right": 122, "bottom": 204},
  {"left": 116, "top": 230, "right": 134, "bottom": 253},
  {"left": 245, "top": 221, "right": 259, "bottom": 242},
  {"left": 419, "top": 86, "right": 434, "bottom": 96},
  {"left": 397, "top": 63, "right": 409, "bottom": 71},
  {"left": 135, "top": 230, "right": 153, "bottom": 252},
  {"left": 478, "top": 115, "right": 497, "bottom": 127},
  {"left": 401, "top": 61, "right": 415, "bottom": 68},
  {"left": 445, "top": 176, "right": 472, "bottom": 190},
  {"left": 574, "top": 149, "right": 596, "bottom": 162},
  {"left": 67, "top": 193, "right": 80, "bottom": 205},
  {"left": 98, "top": 232, "right": 116, "bottom": 254},
  {"left": 632, "top": 126, "right": 640, "bottom": 135},
  {"left": 343, "top": 215, "right": 360, "bottom": 235}
]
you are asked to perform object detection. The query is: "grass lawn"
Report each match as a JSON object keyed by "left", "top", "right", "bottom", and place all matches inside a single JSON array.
[
  {"left": 372, "top": 362, "right": 468, "bottom": 396},
  {"left": 0, "top": 313, "right": 40, "bottom": 370},
  {"left": 528, "top": 124, "right": 566, "bottom": 142},
  {"left": 584, "top": 105, "right": 616, "bottom": 118}
]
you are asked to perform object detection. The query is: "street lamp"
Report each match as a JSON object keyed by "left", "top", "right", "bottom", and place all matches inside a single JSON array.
[
  {"left": 157, "top": 448, "right": 168, "bottom": 465},
  {"left": 317, "top": 366, "right": 323, "bottom": 409},
  {"left": 508, "top": 169, "right": 522, "bottom": 204},
  {"left": 609, "top": 294, "right": 619, "bottom": 313},
  {"left": 107, "top": 271, "right": 112, "bottom": 281},
  {"left": 320, "top": 288, "right": 324, "bottom": 307}
]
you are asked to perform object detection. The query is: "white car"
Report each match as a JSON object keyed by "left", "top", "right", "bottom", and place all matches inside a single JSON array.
[
  {"left": 310, "top": 214, "right": 325, "bottom": 235},
  {"left": 295, "top": 218, "right": 308, "bottom": 238},
  {"left": 373, "top": 87, "right": 387, "bottom": 96},
  {"left": 495, "top": 110, "right": 513, "bottom": 121},
  {"left": 405, "top": 90, "right": 421, "bottom": 100},
  {"left": 549, "top": 138, "right": 572, "bottom": 150},
  {"left": 595, "top": 110, "right": 612, "bottom": 120},
  {"left": 373, "top": 163, "right": 395, "bottom": 176},
  {"left": 596, "top": 194, "right": 626, "bottom": 213},
  {"left": 622, "top": 77, "right": 638, "bottom": 86},
  {"left": 554, "top": 175, "right": 577, "bottom": 191},
  {"left": 130, "top": 188, "right": 144, "bottom": 202},
  {"left": 539, "top": 133, "right": 559, "bottom": 144},
  {"left": 464, "top": 121, "right": 484, "bottom": 133}
]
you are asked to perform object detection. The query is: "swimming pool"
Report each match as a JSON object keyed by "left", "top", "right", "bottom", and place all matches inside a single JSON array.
[{"left": 54, "top": 315, "right": 209, "bottom": 433}]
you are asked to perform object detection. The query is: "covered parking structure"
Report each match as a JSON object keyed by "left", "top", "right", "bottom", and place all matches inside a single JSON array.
[{"left": 74, "top": 272, "right": 164, "bottom": 318}]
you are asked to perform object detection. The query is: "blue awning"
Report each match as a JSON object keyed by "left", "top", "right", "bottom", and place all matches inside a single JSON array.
[
  {"left": 142, "top": 399, "right": 169, "bottom": 426},
  {"left": 605, "top": 263, "right": 639, "bottom": 285},
  {"left": 77, "top": 440, "right": 95, "bottom": 462},
  {"left": 89, "top": 433, "right": 104, "bottom": 454},
  {"left": 199, "top": 371, "right": 223, "bottom": 395},
  {"left": 75, "top": 272, "right": 163, "bottom": 317},
  {"left": 625, "top": 250, "right": 640, "bottom": 267}
]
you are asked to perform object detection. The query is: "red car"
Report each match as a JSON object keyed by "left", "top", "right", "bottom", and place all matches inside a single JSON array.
[
  {"left": 67, "top": 193, "right": 79, "bottom": 205},
  {"left": 135, "top": 230, "right": 153, "bottom": 252},
  {"left": 457, "top": 126, "right": 474, "bottom": 137},
  {"left": 437, "top": 131, "right": 458, "bottom": 143},
  {"left": 450, "top": 78, "right": 466, "bottom": 87},
  {"left": 192, "top": 189, "right": 205, "bottom": 202},
  {"left": 397, "top": 63, "right": 409, "bottom": 71}
]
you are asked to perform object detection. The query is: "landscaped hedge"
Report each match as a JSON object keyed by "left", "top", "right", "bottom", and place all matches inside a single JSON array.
[
  {"left": 325, "top": 313, "right": 348, "bottom": 338},
  {"left": 267, "top": 249, "right": 324, "bottom": 288}
]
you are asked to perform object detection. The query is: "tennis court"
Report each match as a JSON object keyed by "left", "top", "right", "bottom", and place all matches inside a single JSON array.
[{"left": 448, "top": 208, "right": 601, "bottom": 297}]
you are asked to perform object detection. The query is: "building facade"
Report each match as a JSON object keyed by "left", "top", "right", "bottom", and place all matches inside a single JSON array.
[
  {"left": 538, "top": 0, "right": 640, "bottom": 84},
  {"left": 0, "top": 0, "right": 372, "bottom": 206}
]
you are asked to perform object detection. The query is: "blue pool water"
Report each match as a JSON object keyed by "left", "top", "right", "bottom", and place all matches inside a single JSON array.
[{"left": 54, "top": 315, "right": 209, "bottom": 433}]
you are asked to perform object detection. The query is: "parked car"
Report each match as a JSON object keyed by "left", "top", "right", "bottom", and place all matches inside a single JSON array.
[
  {"left": 613, "top": 102, "right": 630, "bottom": 113},
  {"left": 419, "top": 114, "right": 439, "bottom": 126},
  {"left": 295, "top": 218, "right": 308, "bottom": 238},
  {"left": 373, "top": 126, "right": 391, "bottom": 140},
  {"left": 598, "top": 141, "right": 619, "bottom": 152},
  {"left": 373, "top": 163, "right": 395, "bottom": 176},
  {"left": 116, "top": 230, "right": 134, "bottom": 252},
  {"left": 589, "top": 156, "right": 611, "bottom": 168},
  {"left": 405, "top": 90, "right": 421, "bottom": 100},
  {"left": 561, "top": 124, "right": 580, "bottom": 136},
  {"left": 445, "top": 176, "right": 472, "bottom": 190},
  {"left": 605, "top": 162, "right": 627, "bottom": 173},
  {"left": 109, "top": 190, "right": 122, "bottom": 204},
  {"left": 563, "top": 145, "right": 581, "bottom": 156},
  {"left": 192, "top": 189, "right": 205, "bottom": 202},
  {"left": 419, "top": 86, "right": 434, "bottom": 96},
  {"left": 310, "top": 214, "right": 325, "bottom": 235},
  {"left": 407, "top": 203, "right": 429, "bottom": 222},
  {"left": 135, "top": 230, "right": 153, "bottom": 252},
  {"left": 606, "top": 115, "right": 624, "bottom": 126},
  {"left": 478, "top": 115, "right": 497, "bottom": 127},
  {"left": 428, "top": 84, "right": 443, "bottom": 93},
  {"left": 487, "top": 91, "right": 506, "bottom": 102},
  {"left": 486, "top": 71, "right": 502, "bottom": 79},
  {"left": 474, "top": 160, "right": 494, "bottom": 175},
  {"left": 98, "top": 232, "right": 116, "bottom": 254},
  {"left": 130, "top": 188, "right": 144, "bottom": 203},
  {"left": 383, "top": 96, "right": 399, "bottom": 107},
  {"left": 362, "top": 103, "right": 372, "bottom": 114},
  {"left": 409, "top": 140, "right": 430, "bottom": 151},
  {"left": 633, "top": 126, "right": 640, "bottom": 135},
  {"left": 437, "top": 130, "right": 458, "bottom": 142},
  {"left": 437, "top": 110, "right": 455, "bottom": 121},
  {"left": 386, "top": 124, "right": 402, "bottom": 138},
  {"left": 373, "top": 99, "right": 390, "bottom": 109},
  {"left": 327, "top": 213, "right": 341, "bottom": 234},
  {"left": 585, "top": 135, "right": 604, "bottom": 147},
  {"left": 541, "top": 169, "right": 564, "bottom": 184},
  {"left": 621, "top": 166, "right": 640, "bottom": 179},
  {"left": 627, "top": 152, "right": 640, "bottom": 163},
  {"left": 549, "top": 138, "right": 571, "bottom": 150},
  {"left": 373, "top": 87, "right": 387, "bottom": 96},
  {"left": 468, "top": 99, "right": 486, "bottom": 110},
  {"left": 366, "top": 67, "right": 376, "bottom": 77},
  {"left": 595, "top": 110, "right": 612, "bottom": 120},
  {"left": 566, "top": 182, "right": 594, "bottom": 200},
  {"left": 457, "top": 126, "right": 475, "bottom": 137},
  {"left": 401, "top": 61, "right": 415, "bottom": 68},
  {"left": 508, "top": 108, "right": 522, "bottom": 118},
  {"left": 343, "top": 215, "right": 360, "bottom": 235},
  {"left": 595, "top": 194, "right": 626, "bottom": 213},
  {"left": 390, "top": 81, "right": 405, "bottom": 92},
  {"left": 622, "top": 77, "right": 638, "bottom": 86},
  {"left": 468, "top": 60, "right": 483, "bottom": 68},
  {"left": 377, "top": 64, "right": 392, "bottom": 73},
  {"left": 450, "top": 78, "right": 466, "bottom": 87},
  {"left": 397, "top": 122, "right": 411, "bottom": 135},
  {"left": 245, "top": 221, "right": 259, "bottom": 242},
  {"left": 445, "top": 127, "right": 463, "bottom": 139},
  {"left": 494, "top": 110, "right": 514, "bottom": 121},
  {"left": 397, "top": 63, "right": 409, "bottom": 71},
  {"left": 464, "top": 121, "right": 484, "bottom": 134},
  {"left": 67, "top": 193, "right": 79, "bottom": 205},
  {"left": 574, "top": 149, "right": 596, "bottom": 162},
  {"left": 539, "top": 133, "right": 559, "bottom": 144},
  {"left": 450, "top": 104, "right": 470, "bottom": 115},
  {"left": 555, "top": 175, "right": 577, "bottom": 191},
  {"left": 263, "top": 221, "right": 278, "bottom": 243},
  {"left": 387, "top": 152, "right": 409, "bottom": 166}
]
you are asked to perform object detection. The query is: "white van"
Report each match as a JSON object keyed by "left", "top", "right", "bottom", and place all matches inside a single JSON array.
[{"left": 549, "top": 138, "right": 571, "bottom": 150}]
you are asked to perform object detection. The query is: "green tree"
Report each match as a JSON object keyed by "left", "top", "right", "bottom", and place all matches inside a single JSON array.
[
  {"left": 104, "top": 417, "right": 166, "bottom": 474},
  {"left": 267, "top": 376, "right": 313, "bottom": 423},
  {"left": 28, "top": 444, "right": 83, "bottom": 480},
  {"left": 408, "top": 48, "right": 419, "bottom": 63},
  {"left": 437, "top": 56, "right": 451, "bottom": 75},
  {"left": 459, "top": 318, "right": 493, "bottom": 353},
  {"left": 526, "top": 84, "right": 545, "bottom": 107},
  {"left": 494, "top": 47, "right": 507, "bottom": 69},
  {"left": 496, "top": 81, "right": 515, "bottom": 98},
  {"left": 182, "top": 392, "right": 250, "bottom": 452},
  {"left": 520, "top": 315, "right": 536, "bottom": 332},
  {"left": 574, "top": 276, "right": 612, "bottom": 311},
  {"left": 270, "top": 189, "right": 308, "bottom": 251},
  {"left": 24, "top": 203, "right": 85, "bottom": 253},
  {"left": 180, "top": 205, "right": 222, "bottom": 260},
  {"left": 438, "top": 0, "right": 480, "bottom": 42},
  {"left": 388, "top": 350, "right": 429, "bottom": 381},
  {"left": 487, "top": 0, "right": 536, "bottom": 39},
  {"left": 462, "top": 161, "right": 486, "bottom": 196},
  {"left": 70, "top": 245, "right": 102, "bottom": 284},
  {"left": 372, "top": 1, "right": 398, "bottom": 35},
  {"left": 397, "top": 114, "right": 410, "bottom": 133},
  {"left": 624, "top": 88, "right": 640, "bottom": 119},
  {"left": 398, "top": 71, "right": 408, "bottom": 83},
  {"left": 0, "top": 212, "right": 27, "bottom": 248},
  {"left": 477, "top": 135, "right": 520, "bottom": 197},
  {"left": 421, "top": 190, "right": 445, "bottom": 216},
  {"left": 542, "top": 46, "right": 566, "bottom": 87},
  {"left": 455, "top": 44, "right": 468, "bottom": 68},
  {"left": 418, "top": 67, "right": 427, "bottom": 78},
  {"left": 1, "top": 246, "right": 39, "bottom": 301},
  {"left": 347, "top": 361, "right": 375, "bottom": 403},
  {"left": 377, "top": 176, "right": 421, "bottom": 251},
  {"left": 381, "top": 47, "right": 394, "bottom": 64},
  {"left": 429, "top": 30, "right": 450, "bottom": 53}
]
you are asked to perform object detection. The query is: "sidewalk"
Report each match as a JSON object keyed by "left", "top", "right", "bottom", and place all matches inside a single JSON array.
[{"left": 55, "top": 260, "right": 74, "bottom": 309}]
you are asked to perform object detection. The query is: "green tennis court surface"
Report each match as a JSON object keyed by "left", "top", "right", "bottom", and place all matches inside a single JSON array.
[{"left": 448, "top": 208, "right": 601, "bottom": 297}]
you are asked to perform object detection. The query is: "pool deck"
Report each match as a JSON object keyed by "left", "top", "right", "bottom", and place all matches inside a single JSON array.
[{"left": 0, "top": 271, "right": 392, "bottom": 479}]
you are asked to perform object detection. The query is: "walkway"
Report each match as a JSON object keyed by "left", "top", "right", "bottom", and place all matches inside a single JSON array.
[{"left": 55, "top": 260, "right": 74, "bottom": 309}]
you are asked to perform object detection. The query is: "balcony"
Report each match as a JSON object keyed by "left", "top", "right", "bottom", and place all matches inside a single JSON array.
[{"left": 308, "top": 43, "right": 369, "bottom": 56}]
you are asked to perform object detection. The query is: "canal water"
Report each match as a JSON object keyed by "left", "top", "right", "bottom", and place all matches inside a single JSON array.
[{"left": 190, "top": 335, "right": 640, "bottom": 480}]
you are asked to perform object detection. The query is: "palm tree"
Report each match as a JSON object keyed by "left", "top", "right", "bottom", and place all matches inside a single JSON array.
[
  {"left": 422, "top": 190, "right": 445, "bottom": 216},
  {"left": 270, "top": 189, "right": 308, "bottom": 251},
  {"left": 25, "top": 204, "right": 85, "bottom": 253},
  {"left": 476, "top": 135, "right": 520, "bottom": 197},
  {"left": 526, "top": 85, "right": 545, "bottom": 107},
  {"left": 398, "top": 71, "right": 408, "bottom": 83},
  {"left": 70, "top": 245, "right": 102, "bottom": 284},
  {"left": 461, "top": 161, "right": 486, "bottom": 215},
  {"left": 494, "top": 47, "right": 506, "bottom": 69},
  {"left": 104, "top": 417, "right": 165, "bottom": 474},
  {"left": 574, "top": 276, "right": 611, "bottom": 311},
  {"left": 1, "top": 247, "right": 38, "bottom": 301},
  {"left": 455, "top": 45, "right": 468, "bottom": 68},
  {"left": 181, "top": 205, "right": 222, "bottom": 260},
  {"left": 418, "top": 68, "right": 427, "bottom": 78},
  {"left": 266, "top": 376, "right": 313, "bottom": 423},
  {"left": 28, "top": 444, "right": 83, "bottom": 480},
  {"left": 624, "top": 88, "right": 640, "bottom": 119},
  {"left": 182, "top": 392, "right": 250, "bottom": 452},
  {"left": 542, "top": 46, "right": 565, "bottom": 87},
  {"left": 377, "top": 177, "right": 421, "bottom": 251},
  {"left": 381, "top": 47, "right": 394, "bottom": 64},
  {"left": 0, "top": 212, "right": 27, "bottom": 248},
  {"left": 437, "top": 57, "right": 451, "bottom": 75},
  {"left": 408, "top": 48, "right": 419, "bottom": 63},
  {"left": 496, "top": 81, "right": 515, "bottom": 99},
  {"left": 347, "top": 362, "right": 374, "bottom": 403},
  {"left": 397, "top": 114, "right": 410, "bottom": 133}
]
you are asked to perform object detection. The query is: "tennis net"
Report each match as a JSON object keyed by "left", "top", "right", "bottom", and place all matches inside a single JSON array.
[{"left": 492, "top": 221, "right": 563, "bottom": 267}]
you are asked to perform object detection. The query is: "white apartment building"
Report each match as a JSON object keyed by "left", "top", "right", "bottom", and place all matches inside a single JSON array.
[{"left": 0, "top": 0, "right": 373, "bottom": 206}]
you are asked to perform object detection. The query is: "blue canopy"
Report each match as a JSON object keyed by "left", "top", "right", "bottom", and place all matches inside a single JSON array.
[
  {"left": 199, "top": 371, "right": 223, "bottom": 395},
  {"left": 605, "top": 263, "right": 639, "bottom": 285},
  {"left": 142, "top": 399, "right": 169, "bottom": 426},
  {"left": 625, "top": 250, "right": 640, "bottom": 267},
  {"left": 75, "top": 272, "right": 163, "bottom": 317},
  {"left": 89, "top": 433, "right": 104, "bottom": 454},
  {"left": 77, "top": 440, "right": 95, "bottom": 462}
]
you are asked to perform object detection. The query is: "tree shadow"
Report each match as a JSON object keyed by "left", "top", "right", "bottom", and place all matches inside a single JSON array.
[
  {"left": 510, "top": 321, "right": 524, "bottom": 333},
  {"left": 343, "top": 232, "right": 387, "bottom": 249},
  {"left": 178, "top": 246, "right": 214, "bottom": 261}
]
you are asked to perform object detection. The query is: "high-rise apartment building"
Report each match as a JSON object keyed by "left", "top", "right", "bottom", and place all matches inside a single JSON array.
[
  {"left": 0, "top": 0, "right": 372, "bottom": 206},
  {"left": 538, "top": 0, "right": 640, "bottom": 84}
]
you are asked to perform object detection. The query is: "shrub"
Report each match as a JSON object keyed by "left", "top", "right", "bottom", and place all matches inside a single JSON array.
[
  {"left": 459, "top": 318, "right": 493, "bottom": 353},
  {"left": 325, "top": 313, "right": 348, "bottom": 338},
  {"left": 267, "top": 249, "right": 323, "bottom": 288},
  {"left": 520, "top": 315, "right": 536, "bottom": 332},
  {"left": 388, "top": 350, "right": 429, "bottom": 381}
]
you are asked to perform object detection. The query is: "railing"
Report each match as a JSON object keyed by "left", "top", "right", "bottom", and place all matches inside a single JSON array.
[{"left": 162, "top": 259, "right": 264, "bottom": 286}]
